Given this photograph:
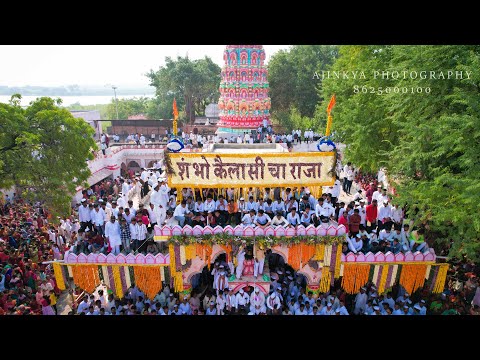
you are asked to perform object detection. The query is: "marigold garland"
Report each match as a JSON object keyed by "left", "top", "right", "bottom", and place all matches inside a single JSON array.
[
  {"left": 124, "top": 266, "right": 132, "bottom": 289},
  {"left": 160, "top": 266, "right": 165, "bottom": 282},
  {"left": 341, "top": 264, "right": 370, "bottom": 294},
  {"left": 377, "top": 265, "right": 389, "bottom": 295},
  {"left": 318, "top": 267, "right": 331, "bottom": 293},
  {"left": 185, "top": 245, "right": 196, "bottom": 261},
  {"left": 195, "top": 244, "right": 205, "bottom": 261},
  {"left": 174, "top": 271, "right": 184, "bottom": 293},
  {"left": 169, "top": 243, "right": 177, "bottom": 277},
  {"left": 433, "top": 264, "right": 449, "bottom": 294},
  {"left": 391, "top": 265, "right": 399, "bottom": 288},
  {"left": 102, "top": 266, "right": 109, "bottom": 286},
  {"left": 324, "top": 245, "right": 332, "bottom": 267},
  {"left": 288, "top": 244, "right": 302, "bottom": 270},
  {"left": 399, "top": 264, "right": 427, "bottom": 294},
  {"left": 301, "top": 244, "right": 315, "bottom": 266},
  {"left": 71, "top": 265, "right": 100, "bottom": 293},
  {"left": 113, "top": 266, "right": 124, "bottom": 299},
  {"left": 425, "top": 265, "right": 431, "bottom": 280},
  {"left": 334, "top": 244, "right": 342, "bottom": 279},
  {"left": 314, "top": 244, "right": 325, "bottom": 262},
  {"left": 180, "top": 245, "right": 187, "bottom": 265},
  {"left": 134, "top": 267, "right": 163, "bottom": 300},
  {"left": 53, "top": 262, "right": 66, "bottom": 291}
]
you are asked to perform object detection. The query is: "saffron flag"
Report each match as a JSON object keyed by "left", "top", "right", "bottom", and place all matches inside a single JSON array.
[
  {"left": 326, "top": 94, "right": 336, "bottom": 115},
  {"left": 173, "top": 98, "right": 179, "bottom": 120}
]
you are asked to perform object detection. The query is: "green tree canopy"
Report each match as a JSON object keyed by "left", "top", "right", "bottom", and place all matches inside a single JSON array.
[
  {"left": 147, "top": 56, "right": 221, "bottom": 124},
  {"left": 105, "top": 96, "right": 151, "bottom": 120},
  {"left": 0, "top": 95, "right": 97, "bottom": 216},
  {"left": 321, "top": 45, "right": 480, "bottom": 261},
  {"left": 268, "top": 45, "right": 338, "bottom": 132}
]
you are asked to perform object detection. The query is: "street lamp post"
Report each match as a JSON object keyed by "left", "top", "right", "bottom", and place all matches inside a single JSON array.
[{"left": 112, "top": 85, "right": 119, "bottom": 119}]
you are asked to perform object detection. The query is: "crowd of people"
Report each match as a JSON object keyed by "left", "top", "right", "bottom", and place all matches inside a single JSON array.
[
  {"left": 1, "top": 133, "right": 480, "bottom": 315},
  {"left": 68, "top": 253, "right": 480, "bottom": 315}
]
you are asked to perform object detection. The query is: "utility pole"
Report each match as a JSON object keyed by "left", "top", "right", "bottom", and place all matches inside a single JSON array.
[{"left": 112, "top": 85, "right": 119, "bottom": 119}]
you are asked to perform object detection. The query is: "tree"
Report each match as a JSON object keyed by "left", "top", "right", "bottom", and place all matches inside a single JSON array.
[
  {"left": 105, "top": 96, "right": 150, "bottom": 120},
  {"left": 269, "top": 45, "right": 339, "bottom": 118},
  {"left": 320, "top": 45, "right": 397, "bottom": 171},
  {"left": 321, "top": 45, "right": 480, "bottom": 261},
  {"left": 0, "top": 95, "right": 97, "bottom": 217},
  {"left": 147, "top": 56, "right": 221, "bottom": 124}
]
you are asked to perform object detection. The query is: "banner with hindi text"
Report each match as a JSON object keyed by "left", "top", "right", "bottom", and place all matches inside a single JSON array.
[{"left": 167, "top": 152, "right": 336, "bottom": 188}]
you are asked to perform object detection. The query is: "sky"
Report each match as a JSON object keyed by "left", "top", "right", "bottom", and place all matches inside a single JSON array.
[{"left": 0, "top": 45, "right": 291, "bottom": 89}]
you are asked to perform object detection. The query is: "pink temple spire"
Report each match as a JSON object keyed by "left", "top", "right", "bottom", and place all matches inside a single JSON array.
[{"left": 216, "top": 45, "right": 271, "bottom": 138}]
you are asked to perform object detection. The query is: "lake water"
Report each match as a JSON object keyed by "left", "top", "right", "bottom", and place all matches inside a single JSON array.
[{"left": 0, "top": 94, "right": 154, "bottom": 107}]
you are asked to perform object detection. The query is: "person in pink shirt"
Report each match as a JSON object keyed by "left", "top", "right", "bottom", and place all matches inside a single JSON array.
[{"left": 41, "top": 297, "right": 55, "bottom": 315}]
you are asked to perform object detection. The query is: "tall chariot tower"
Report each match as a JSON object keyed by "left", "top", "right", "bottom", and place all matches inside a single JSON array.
[{"left": 216, "top": 45, "right": 272, "bottom": 138}]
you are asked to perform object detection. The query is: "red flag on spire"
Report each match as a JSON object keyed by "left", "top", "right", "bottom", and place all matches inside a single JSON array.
[
  {"left": 327, "top": 94, "right": 336, "bottom": 115},
  {"left": 173, "top": 98, "right": 179, "bottom": 120}
]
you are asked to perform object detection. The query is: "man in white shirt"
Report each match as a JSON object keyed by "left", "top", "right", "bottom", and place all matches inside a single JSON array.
[
  {"left": 91, "top": 204, "right": 105, "bottom": 236},
  {"left": 249, "top": 287, "right": 266, "bottom": 315},
  {"left": 125, "top": 200, "right": 136, "bottom": 217},
  {"left": 372, "top": 185, "right": 383, "bottom": 203},
  {"left": 129, "top": 217, "right": 139, "bottom": 251},
  {"left": 246, "top": 196, "right": 258, "bottom": 213},
  {"left": 179, "top": 297, "right": 192, "bottom": 315},
  {"left": 173, "top": 200, "right": 192, "bottom": 227},
  {"left": 141, "top": 168, "right": 149, "bottom": 182},
  {"left": 329, "top": 179, "right": 341, "bottom": 206},
  {"left": 150, "top": 183, "right": 165, "bottom": 226},
  {"left": 254, "top": 209, "right": 271, "bottom": 228},
  {"left": 194, "top": 198, "right": 204, "bottom": 215},
  {"left": 300, "top": 206, "right": 313, "bottom": 227},
  {"left": 147, "top": 203, "right": 158, "bottom": 227},
  {"left": 391, "top": 204, "right": 403, "bottom": 225},
  {"left": 358, "top": 199, "right": 367, "bottom": 226},
  {"left": 120, "top": 179, "right": 130, "bottom": 201},
  {"left": 78, "top": 199, "right": 92, "bottom": 232},
  {"left": 265, "top": 292, "right": 281, "bottom": 315},
  {"left": 242, "top": 210, "right": 256, "bottom": 227},
  {"left": 295, "top": 303, "right": 308, "bottom": 315},
  {"left": 347, "top": 234, "right": 363, "bottom": 254},
  {"left": 135, "top": 219, "right": 148, "bottom": 251},
  {"left": 272, "top": 198, "right": 286, "bottom": 217},
  {"left": 271, "top": 211, "right": 288, "bottom": 228},
  {"left": 353, "top": 287, "right": 368, "bottom": 315},
  {"left": 203, "top": 196, "right": 216, "bottom": 214},
  {"left": 377, "top": 188, "right": 389, "bottom": 205},
  {"left": 123, "top": 208, "right": 134, "bottom": 225},
  {"left": 235, "top": 288, "right": 250, "bottom": 313},
  {"left": 77, "top": 296, "right": 90, "bottom": 314},
  {"left": 287, "top": 208, "right": 301, "bottom": 229},
  {"left": 105, "top": 216, "right": 121, "bottom": 255},
  {"left": 378, "top": 200, "right": 393, "bottom": 231},
  {"left": 353, "top": 189, "right": 363, "bottom": 202},
  {"left": 238, "top": 197, "right": 248, "bottom": 217},
  {"left": 225, "top": 288, "right": 237, "bottom": 314},
  {"left": 314, "top": 198, "right": 334, "bottom": 224}
]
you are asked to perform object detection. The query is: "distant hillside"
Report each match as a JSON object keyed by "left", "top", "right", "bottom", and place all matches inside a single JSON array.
[{"left": 0, "top": 84, "right": 155, "bottom": 96}]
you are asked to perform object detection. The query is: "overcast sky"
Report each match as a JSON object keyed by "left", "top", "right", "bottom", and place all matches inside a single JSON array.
[{"left": 0, "top": 45, "right": 291, "bottom": 88}]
